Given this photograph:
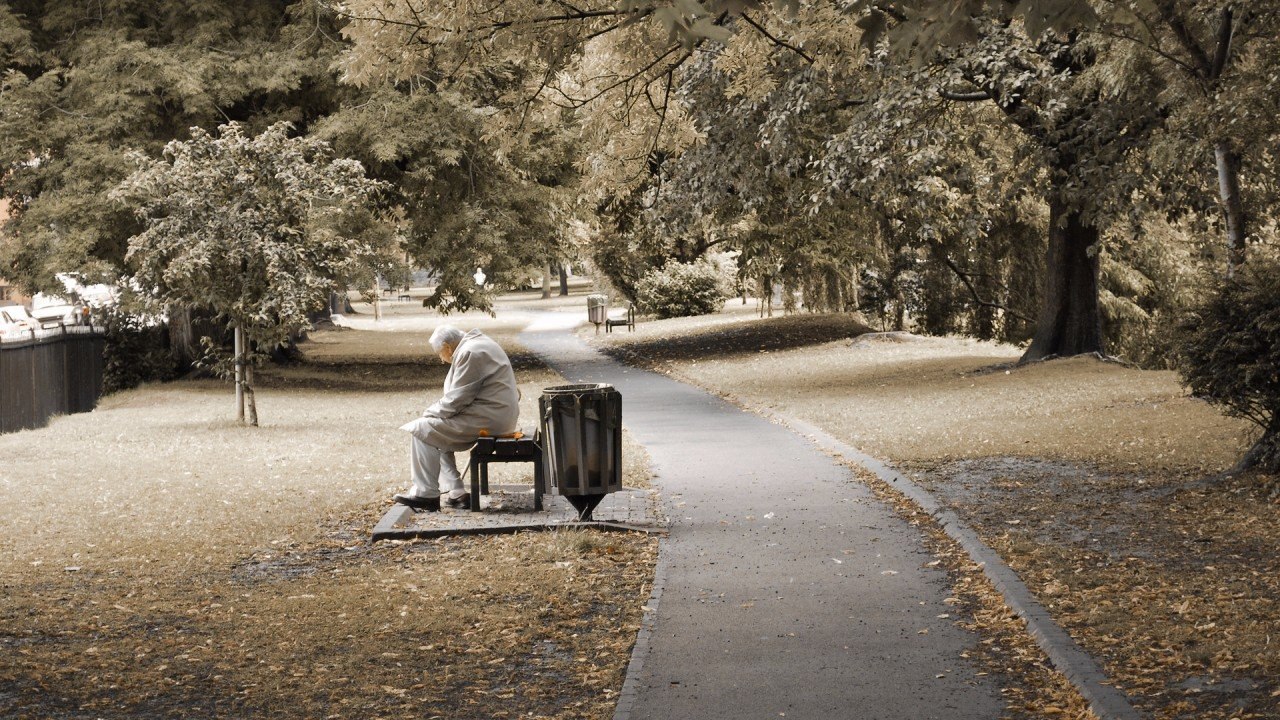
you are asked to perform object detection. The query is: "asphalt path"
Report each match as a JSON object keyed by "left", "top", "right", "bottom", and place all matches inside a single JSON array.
[{"left": 520, "top": 317, "right": 1003, "bottom": 720}]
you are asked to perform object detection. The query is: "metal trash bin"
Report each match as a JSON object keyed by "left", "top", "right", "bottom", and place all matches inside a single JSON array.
[
  {"left": 539, "top": 383, "right": 622, "bottom": 520},
  {"left": 586, "top": 294, "right": 608, "bottom": 332}
]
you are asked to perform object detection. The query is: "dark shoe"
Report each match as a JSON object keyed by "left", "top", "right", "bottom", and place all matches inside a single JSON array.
[
  {"left": 443, "top": 492, "right": 471, "bottom": 509},
  {"left": 394, "top": 493, "right": 440, "bottom": 512}
]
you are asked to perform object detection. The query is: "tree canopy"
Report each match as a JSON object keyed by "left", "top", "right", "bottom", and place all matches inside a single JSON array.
[
  {"left": 113, "top": 122, "right": 394, "bottom": 423},
  {"left": 4, "top": 0, "right": 1280, "bottom": 459}
]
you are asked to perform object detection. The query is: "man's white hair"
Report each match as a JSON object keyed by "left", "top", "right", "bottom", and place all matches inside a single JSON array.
[{"left": 429, "top": 325, "right": 465, "bottom": 352}]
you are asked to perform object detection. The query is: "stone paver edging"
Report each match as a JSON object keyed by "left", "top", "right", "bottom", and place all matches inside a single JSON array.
[
  {"left": 610, "top": 539, "right": 670, "bottom": 720},
  {"left": 370, "top": 486, "right": 664, "bottom": 541},
  {"left": 753, "top": 409, "right": 1145, "bottom": 720}
]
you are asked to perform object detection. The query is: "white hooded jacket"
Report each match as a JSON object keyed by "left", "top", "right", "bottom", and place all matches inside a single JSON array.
[{"left": 399, "top": 329, "right": 520, "bottom": 452}]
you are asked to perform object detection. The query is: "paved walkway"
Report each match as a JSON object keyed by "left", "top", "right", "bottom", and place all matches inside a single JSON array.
[{"left": 520, "top": 317, "right": 1004, "bottom": 720}]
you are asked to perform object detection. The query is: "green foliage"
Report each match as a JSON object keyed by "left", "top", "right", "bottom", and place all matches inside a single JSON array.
[
  {"left": 0, "top": 1, "right": 349, "bottom": 295},
  {"left": 99, "top": 304, "right": 179, "bottom": 395},
  {"left": 113, "top": 122, "right": 395, "bottom": 385},
  {"left": 634, "top": 259, "right": 732, "bottom": 319},
  {"left": 1099, "top": 216, "right": 1208, "bottom": 368},
  {"left": 314, "top": 85, "right": 580, "bottom": 313},
  {"left": 1178, "top": 251, "right": 1280, "bottom": 470}
]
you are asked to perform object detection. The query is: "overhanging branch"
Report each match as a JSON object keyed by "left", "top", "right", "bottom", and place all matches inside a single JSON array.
[{"left": 741, "top": 12, "right": 814, "bottom": 64}]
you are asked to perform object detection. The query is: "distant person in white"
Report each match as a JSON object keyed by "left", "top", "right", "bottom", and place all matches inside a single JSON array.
[{"left": 395, "top": 325, "right": 520, "bottom": 511}]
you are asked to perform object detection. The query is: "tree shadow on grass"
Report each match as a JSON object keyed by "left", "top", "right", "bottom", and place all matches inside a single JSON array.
[
  {"left": 258, "top": 352, "right": 546, "bottom": 394},
  {"left": 604, "top": 313, "right": 872, "bottom": 365}
]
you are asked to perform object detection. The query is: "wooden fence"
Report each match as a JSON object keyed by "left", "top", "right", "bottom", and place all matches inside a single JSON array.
[{"left": 0, "top": 325, "right": 105, "bottom": 434}]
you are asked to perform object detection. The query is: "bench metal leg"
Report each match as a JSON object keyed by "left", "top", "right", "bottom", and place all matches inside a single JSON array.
[{"left": 469, "top": 455, "right": 482, "bottom": 511}]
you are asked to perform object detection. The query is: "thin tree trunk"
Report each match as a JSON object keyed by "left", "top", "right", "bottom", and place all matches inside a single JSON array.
[
  {"left": 558, "top": 264, "right": 569, "bottom": 296},
  {"left": 1021, "top": 196, "right": 1104, "bottom": 362},
  {"left": 848, "top": 265, "right": 860, "bottom": 313},
  {"left": 1234, "top": 415, "right": 1280, "bottom": 473},
  {"left": 234, "top": 325, "right": 245, "bottom": 423},
  {"left": 541, "top": 264, "right": 552, "bottom": 299},
  {"left": 245, "top": 362, "right": 258, "bottom": 427},
  {"left": 1215, "top": 142, "right": 1247, "bottom": 275}
]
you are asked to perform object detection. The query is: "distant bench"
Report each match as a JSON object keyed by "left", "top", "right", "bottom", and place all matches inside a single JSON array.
[{"left": 605, "top": 303, "right": 635, "bottom": 333}]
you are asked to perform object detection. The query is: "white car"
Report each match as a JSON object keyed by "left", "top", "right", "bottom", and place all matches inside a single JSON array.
[
  {"left": 31, "top": 292, "right": 90, "bottom": 327},
  {"left": 0, "top": 305, "right": 39, "bottom": 335}
]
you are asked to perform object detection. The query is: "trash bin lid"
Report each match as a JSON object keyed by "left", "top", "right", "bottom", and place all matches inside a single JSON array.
[{"left": 542, "top": 383, "right": 614, "bottom": 395}]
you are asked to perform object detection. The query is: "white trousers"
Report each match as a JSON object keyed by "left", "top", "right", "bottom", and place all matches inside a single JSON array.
[{"left": 408, "top": 437, "right": 464, "bottom": 499}]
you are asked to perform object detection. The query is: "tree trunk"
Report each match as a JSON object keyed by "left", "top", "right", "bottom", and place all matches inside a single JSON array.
[
  {"left": 1234, "top": 415, "right": 1280, "bottom": 473},
  {"left": 234, "top": 325, "right": 245, "bottom": 423},
  {"left": 541, "top": 264, "right": 552, "bottom": 299},
  {"left": 329, "top": 291, "right": 354, "bottom": 315},
  {"left": 1215, "top": 142, "right": 1247, "bottom": 275},
  {"left": 558, "top": 264, "right": 569, "bottom": 296},
  {"left": 1021, "top": 197, "right": 1104, "bottom": 362},
  {"left": 245, "top": 362, "right": 258, "bottom": 427},
  {"left": 167, "top": 306, "right": 198, "bottom": 370},
  {"left": 847, "top": 265, "right": 860, "bottom": 312}
]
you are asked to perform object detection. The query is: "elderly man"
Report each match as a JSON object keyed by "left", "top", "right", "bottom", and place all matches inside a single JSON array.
[{"left": 394, "top": 325, "right": 520, "bottom": 511}]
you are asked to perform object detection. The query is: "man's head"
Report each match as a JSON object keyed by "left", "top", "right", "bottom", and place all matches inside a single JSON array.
[{"left": 429, "top": 325, "right": 464, "bottom": 364}]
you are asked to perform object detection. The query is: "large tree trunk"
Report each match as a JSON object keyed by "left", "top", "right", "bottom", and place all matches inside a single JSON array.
[
  {"left": 1215, "top": 142, "right": 1247, "bottom": 274},
  {"left": 558, "top": 263, "right": 569, "bottom": 296},
  {"left": 1021, "top": 196, "right": 1104, "bottom": 362},
  {"left": 541, "top": 264, "right": 552, "bottom": 299},
  {"left": 167, "top": 306, "right": 198, "bottom": 369}
]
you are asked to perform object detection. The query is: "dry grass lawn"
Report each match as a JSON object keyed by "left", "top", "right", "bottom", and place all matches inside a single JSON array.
[
  {"left": 1, "top": 312, "right": 656, "bottom": 719},
  {"left": 595, "top": 309, "right": 1278, "bottom": 720}
]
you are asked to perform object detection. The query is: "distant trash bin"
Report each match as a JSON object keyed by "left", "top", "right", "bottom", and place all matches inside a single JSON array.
[
  {"left": 586, "top": 294, "right": 608, "bottom": 332},
  {"left": 539, "top": 383, "right": 622, "bottom": 520}
]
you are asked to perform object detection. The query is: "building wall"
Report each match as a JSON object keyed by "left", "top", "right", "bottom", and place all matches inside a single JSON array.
[{"left": 0, "top": 279, "right": 29, "bottom": 306}]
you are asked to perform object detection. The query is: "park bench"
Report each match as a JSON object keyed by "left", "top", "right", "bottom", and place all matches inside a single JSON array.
[
  {"left": 467, "top": 431, "right": 544, "bottom": 512},
  {"left": 604, "top": 303, "right": 635, "bottom": 333}
]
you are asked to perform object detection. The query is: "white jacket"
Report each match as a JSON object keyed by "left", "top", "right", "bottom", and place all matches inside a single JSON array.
[{"left": 399, "top": 329, "right": 520, "bottom": 452}]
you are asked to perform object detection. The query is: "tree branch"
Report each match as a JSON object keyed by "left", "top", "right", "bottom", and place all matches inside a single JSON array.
[
  {"left": 1209, "top": 5, "right": 1235, "bottom": 80},
  {"left": 471, "top": 8, "right": 641, "bottom": 32},
  {"left": 931, "top": 243, "right": 1035, "bottom": 325},
  {"left": 938, "top": 88, "right": 992, "bottom": 101},
  {"left": 1153, "top": 0, "right": 1214, "bottom": 78},
  {"left": 741, "top": 12, "right": 814, "bottom": 64}
]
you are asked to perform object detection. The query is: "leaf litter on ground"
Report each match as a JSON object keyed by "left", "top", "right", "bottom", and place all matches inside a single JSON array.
[
  {"left": 595, "top": 301, "right": 1277, "bottom": 720},
  {"left": 0, "top": 305, "right": 656, "bottom": 719}
]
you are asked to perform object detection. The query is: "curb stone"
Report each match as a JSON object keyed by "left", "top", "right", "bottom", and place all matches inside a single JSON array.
[
  {"left": 611, "top": 526, "right": 670, "bottom": 720},
  {"left": 765, "top": 411, "right": 1145, "bottom": 720}
]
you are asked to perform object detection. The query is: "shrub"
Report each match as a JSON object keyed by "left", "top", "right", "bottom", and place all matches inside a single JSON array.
[
  {"left": 100, "top": 305, "right": 178, "bottom": 394},
  {"left": 1177, "top": 252, "right": 1280, "bottom": 471},
  {"left": 634, "top": 259, "right": 731, "bottom": 319}
]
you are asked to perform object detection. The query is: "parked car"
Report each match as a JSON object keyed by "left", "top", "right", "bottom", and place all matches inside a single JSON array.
[
  {"left": 0, "top": 304, "right": 39, "bottom": 335},
  {"left": 31, "top": 292, "right": 90, "bottom": 327}
]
